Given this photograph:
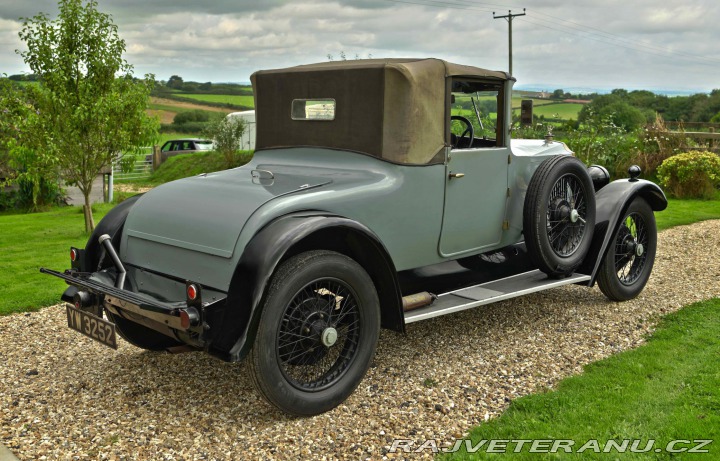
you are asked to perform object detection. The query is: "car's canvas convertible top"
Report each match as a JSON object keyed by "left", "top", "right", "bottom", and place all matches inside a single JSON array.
[{"left": 251, "top": 58, "right": 511, "bottom": 164}]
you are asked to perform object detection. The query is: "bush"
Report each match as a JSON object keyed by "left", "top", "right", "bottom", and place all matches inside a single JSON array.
[
  {"left": 203, "top": 116, "right": 246, "bottom": 168},
  {"left": 173, "top": 109, "right": 210, "bottom": 125},
  {"left": 160, "top": 122, "right": 208, "bottom": 134},
  {"left": 657, "top": 151, "right": 720, "bottom": 199},
  {"left": 632, "top": 115, "right": 689, "bottom": 179},
  {"left": 561, "top": 109, "right": 640, "bottom": 178}
]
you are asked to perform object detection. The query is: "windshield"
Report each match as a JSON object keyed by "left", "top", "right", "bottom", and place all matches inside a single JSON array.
[
  {"left": 449, "top": 79, "right": 504, "bottom": 149},
  {"left": 451, "top": 90, "right": 498, "bottom": 141}
]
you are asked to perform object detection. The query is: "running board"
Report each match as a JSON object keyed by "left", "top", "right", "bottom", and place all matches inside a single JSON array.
[{"left": 403, "top": 269, "right": 591, "bottom": 324}]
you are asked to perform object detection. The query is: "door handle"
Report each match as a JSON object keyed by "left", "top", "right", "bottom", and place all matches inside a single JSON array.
[{"left": 448, "top": 172, "right": 465, "bottom": 179}]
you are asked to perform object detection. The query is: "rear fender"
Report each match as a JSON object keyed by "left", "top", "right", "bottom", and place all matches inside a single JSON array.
[
  {"left": 578, "top": 179, "right": 667, "bottom": 285},
  {"left": 208, "top": 212, "right": 403, "bottom": 362},
  {"left": 82, "top": 194, "right": 144, "bottom": 272}
]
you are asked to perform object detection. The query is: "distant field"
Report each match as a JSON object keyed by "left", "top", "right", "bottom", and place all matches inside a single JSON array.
[
  {"left": 147, "top": 97, "right": 234, "bottom": 124},
  {"left": 530, "top": 102, "right": 583, "bottom": 120},
  {"left": 181, "top": 94, "right": 255, "bottom": 108},
  {"left": 451, "top": 101, "right": 581, "bottom": 122}
]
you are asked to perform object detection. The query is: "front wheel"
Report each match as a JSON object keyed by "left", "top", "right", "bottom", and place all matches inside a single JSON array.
[
  {"left": 597, "top": 197, "right": 657, "bottom": 301},
  {"left": 249, "top": 250, "right": 380, "bottom": 416}
]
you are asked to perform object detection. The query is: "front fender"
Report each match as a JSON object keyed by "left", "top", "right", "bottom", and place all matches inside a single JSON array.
[
  {"left": 208, "top": 212, "right": 402, "bottom": 362},
  {"left": 579, "top": 178, "right": 667, "bottom": 284}
]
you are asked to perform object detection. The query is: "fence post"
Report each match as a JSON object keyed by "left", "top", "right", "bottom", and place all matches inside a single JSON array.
[
  {"left": 152, "top": 145, "right": 162, "bottom": 171},
  {"left": 711, "top": 128, "right": 716, "bottom": 151}
]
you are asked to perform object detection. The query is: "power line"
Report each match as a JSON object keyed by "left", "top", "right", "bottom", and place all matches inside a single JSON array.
[
  {"left": 493, "top": 9, "right": 526, "bottom": 75},
  {"left": 377, "top": 0, "right": 720, "bottom": 67}
]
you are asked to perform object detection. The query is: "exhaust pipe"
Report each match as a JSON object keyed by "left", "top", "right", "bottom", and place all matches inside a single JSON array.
[
  {"left": 402, "top": 292, "right": 436, "bottom": 311},
  {"left": 98, "top": 234, "right": 126, "bottom": 289}
]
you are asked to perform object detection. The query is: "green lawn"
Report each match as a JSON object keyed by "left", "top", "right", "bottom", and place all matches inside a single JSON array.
[
  {"left": 442, "top": 297, "right": 720, "bottom": 460},
  {"left": 512, "top": 102, "right": 583, "bottom": 120},
  {"left": 657, "top": 194, "right": 720, "bottom": 230},
  {"left": 181, "top": 93, "right": 255, "bottom": 108},
  {"left": 142, "top": 150, "right": 253, "bottom": 185},
  {"left": 0, "top": 205, "right": 112, "bottom": 315}
]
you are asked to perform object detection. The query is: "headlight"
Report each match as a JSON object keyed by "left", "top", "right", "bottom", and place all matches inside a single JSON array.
[{"left": 587, "top": 165, "right": 610, "bottom": 191}]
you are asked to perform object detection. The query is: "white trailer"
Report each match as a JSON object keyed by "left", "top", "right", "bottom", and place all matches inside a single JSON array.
[{"left": 226, "top": 110, "right": 256, "bottom": 151}]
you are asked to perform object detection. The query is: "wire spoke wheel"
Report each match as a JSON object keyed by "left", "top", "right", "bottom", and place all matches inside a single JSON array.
[
  {"left": 598, "top": 197, "right": 657, "bottom": 301},
  {"left": 613, "top": 213, "right": 649, "bottom": 285},
  {"left": 277, "top": 279, "right": 361, "bottom": 391},
  {"left": 249, "top": 250, "right": 380, "bottom": 416},
  {"left": 546, "top": 174, "right": 588, "bottom": 257}
]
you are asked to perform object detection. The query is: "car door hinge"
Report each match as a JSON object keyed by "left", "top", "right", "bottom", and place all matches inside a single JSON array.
[
  {"left": 506, "top": 188, "right": 511, "bottom": 197},
  {"left": 502, "top": 220, "right": 510, "bottom": 230},
  {"left": 507, "top": 154, "right": 512, "bottom": 164}
]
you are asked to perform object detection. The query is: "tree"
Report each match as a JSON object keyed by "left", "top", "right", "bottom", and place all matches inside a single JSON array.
[
  {"left": 203, "top": 116, "right": 246, "bottom": 168},
  {"left": 16, "top": 0, "right": 158, "bottom": 231},
  {"left": 167, "top": 75, "right": 184, "bottom": 89},
  {"left": 552, "top": 89, "right": 564, "bottom": 99}
]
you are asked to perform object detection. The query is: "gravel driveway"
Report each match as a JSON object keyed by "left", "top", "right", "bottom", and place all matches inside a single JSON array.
[{"left": 2, "top": 220, "right": 719, "bottom": 460}]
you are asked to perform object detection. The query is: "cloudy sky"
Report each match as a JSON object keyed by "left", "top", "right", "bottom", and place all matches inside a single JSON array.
[{"left": 0, "top": 0, "right": 718, "bottom": 93}]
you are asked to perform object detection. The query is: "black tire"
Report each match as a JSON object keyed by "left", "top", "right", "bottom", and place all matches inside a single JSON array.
[
  {"left": 524, "top": 155, "right": 596, "bottom": 277},
  {"left": 597, "top": 197, "right": 657, "bottom": 301},
  {"left": 249, "top": 250, "right": 380, "bottom": 416}
]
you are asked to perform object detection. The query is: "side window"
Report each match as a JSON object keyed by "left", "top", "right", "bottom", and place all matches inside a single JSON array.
[
  {"left": 291, "top": 99, "right": 336, "bottom": 121},
  {"left": 450, "top": 79, "right": 503, "bottom": 149},
  {"left": 161, "top": 142, "right": 171, "bottom": 152}
]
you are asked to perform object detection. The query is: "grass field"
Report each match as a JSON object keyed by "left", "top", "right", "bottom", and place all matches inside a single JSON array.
[
  {"left": 657, "top": 193, "right": 720, "bottom": 230},
  {"left": 532, "top": 102, "right": 583, "bottom": 120},
  {"left": 511, "top": 102, "right": 583, "bottom": 121},
  {"left": 0, "top": 205, "right": 112, "bottom": 315},
  {"left": 181, "top": 93, "right": 255, "bottom": 108},
  {"left": 443, "top": 297, "right": 720, "bottom": 460}
]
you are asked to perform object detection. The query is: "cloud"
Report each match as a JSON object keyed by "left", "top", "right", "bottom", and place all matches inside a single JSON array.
[{"left": 1, "top": 0, "right": 718, "bottom": 91}]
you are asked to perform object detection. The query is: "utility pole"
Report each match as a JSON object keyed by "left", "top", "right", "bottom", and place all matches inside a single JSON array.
[{"left": 493, "top": 9, "right": 526, "bottom": 76}]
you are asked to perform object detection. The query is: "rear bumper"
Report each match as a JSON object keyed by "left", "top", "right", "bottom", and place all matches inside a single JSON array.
[{"left": 41, "top": 268, "right": 194, "bottom": 332}]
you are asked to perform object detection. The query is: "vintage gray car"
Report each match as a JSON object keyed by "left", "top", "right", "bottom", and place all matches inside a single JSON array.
[{"left": 42, "top": 59, "right": 667, "bottom": 415}]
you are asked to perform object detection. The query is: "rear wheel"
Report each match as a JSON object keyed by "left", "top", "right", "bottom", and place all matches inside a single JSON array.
[
  {"left": 597, "top": 197, "right": 657, "bottom": 301},
  {"left": 249, "top": 250, "right": 380, "bottom": 416},
  {"left": 524, "top": 156, "right": 596, "bottom": 277}
]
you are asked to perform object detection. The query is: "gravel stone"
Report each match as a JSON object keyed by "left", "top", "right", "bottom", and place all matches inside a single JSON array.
[{"left": 1, "top": 220, "right": 719, "bottom": 460}]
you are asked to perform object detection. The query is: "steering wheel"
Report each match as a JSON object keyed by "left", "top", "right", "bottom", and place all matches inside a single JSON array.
[{"left": 450, "top": 115, "right": 475, "bottom": 149}]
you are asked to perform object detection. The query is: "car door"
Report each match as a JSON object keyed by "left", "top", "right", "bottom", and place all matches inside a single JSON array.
[
  {"left": 439, "top": 82, "right": 510, "bottom": 256},
  {"left": 439, "top": 146, "right": 509, "bottom": 256}
]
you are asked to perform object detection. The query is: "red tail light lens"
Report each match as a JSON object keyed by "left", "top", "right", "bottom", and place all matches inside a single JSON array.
[
  {"left": 70, "top": 248, "right": 78, "bottom": 262},
  {"left": 187, "top": 284, "right": 198, "bottom": 301}
]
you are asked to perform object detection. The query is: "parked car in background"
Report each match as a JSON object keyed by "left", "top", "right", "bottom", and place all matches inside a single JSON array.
[
  {"left": 160, "top": 138, "right": 214, "bottom": 157},
  {"left": 43, "top": 58, "right": 666, "bottom": 416},
  {"left": 144, "top": 138, "right": 215, "bottom": 164}
]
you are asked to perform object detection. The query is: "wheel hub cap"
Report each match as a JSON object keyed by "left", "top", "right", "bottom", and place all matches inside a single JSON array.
[
  {"left": 570, "top": 208, "right": 580, "bottom": 223},
  {"left": 321, "top": 327, "right": 338, "bottom": 347},
  {"left": 635, "top": 243, "right": 644, "bottom": 257}
]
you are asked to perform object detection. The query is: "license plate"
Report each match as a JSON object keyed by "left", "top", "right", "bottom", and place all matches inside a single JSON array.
[{"left": 66, "top": 304, "right": 117, "bottom": 349}]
